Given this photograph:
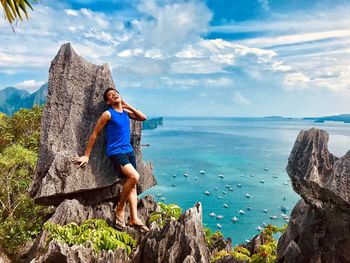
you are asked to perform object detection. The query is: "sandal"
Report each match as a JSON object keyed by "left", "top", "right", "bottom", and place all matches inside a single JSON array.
[
  {"left": 114, "top": 217, "right": 126, "bottom": 231},
  {"left": 128, "top": 222, "right": 150, "bottom": 233}
]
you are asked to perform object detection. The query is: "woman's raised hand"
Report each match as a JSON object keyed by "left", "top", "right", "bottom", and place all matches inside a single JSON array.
[{"left": 72, "top": 155, "right": 89, "bottom": 168}]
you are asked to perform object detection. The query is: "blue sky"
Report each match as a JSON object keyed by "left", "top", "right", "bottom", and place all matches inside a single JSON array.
[{"left": 0, "top": 0, "right": 350, "bottom": 117}]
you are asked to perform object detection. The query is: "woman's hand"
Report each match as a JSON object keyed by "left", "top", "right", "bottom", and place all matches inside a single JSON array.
[
  {"left": 121, "top": 99, "right": 131, "bottom": 110},
  {"left": 72, "top": 155, "right": 89, "bottom": 168}
]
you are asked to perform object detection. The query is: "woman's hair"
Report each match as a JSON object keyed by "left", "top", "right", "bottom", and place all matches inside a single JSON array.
[{"left": 103, "top": 88, "right": 119, "bottom": 102}]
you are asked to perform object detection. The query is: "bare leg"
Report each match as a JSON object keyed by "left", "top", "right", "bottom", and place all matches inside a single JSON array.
[
  {"left": 115, "top": 163, "right": 139, "bottom": 222},
  {"left": 128, "top": 185, "right": 139, "bottom": 224}
]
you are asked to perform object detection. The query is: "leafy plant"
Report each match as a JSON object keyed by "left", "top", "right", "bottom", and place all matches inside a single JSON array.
[
  {"left": 204, "top": 227, "right": 225, "bottom": 252},
  {"left": 44, "top": 219, "right": 137, "bottom": 255},
  {"left": 148, "top": 202, "right": 182, "bottom": 227},
  {"left": 0, "top": 0, "right": 38, "bottom": 24}
]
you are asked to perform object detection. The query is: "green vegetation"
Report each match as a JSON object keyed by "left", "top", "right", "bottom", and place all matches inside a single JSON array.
[
  {"left": 204, "top": 227, "right": 225, "bottom": 252},
  {"left": 210, "top": 224, "right": 287, "bottom": 263},
  {"left": 0, "top": 0, "right": 37, "bottom": 24},
  {"left": 0, "top": 105, "right": 50, "bottom": 255},
  {"left": 148, "top": 202, "right": 182, "bottom": 227},
  {"left": 44, "top": 219, "right": 137, "bottom": 255}
]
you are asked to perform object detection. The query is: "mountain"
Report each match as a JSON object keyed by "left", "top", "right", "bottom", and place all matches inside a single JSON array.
[
  {"left": 0, "top": 83, "right": 48, "bottom": 115},
  {"left": 304, "top": 114, "right": 350, "bottom": 123}
]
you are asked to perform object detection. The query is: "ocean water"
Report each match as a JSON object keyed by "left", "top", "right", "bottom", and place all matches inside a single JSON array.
[{"left": 139, "top": 117, "right": 350, "bottom": 245}]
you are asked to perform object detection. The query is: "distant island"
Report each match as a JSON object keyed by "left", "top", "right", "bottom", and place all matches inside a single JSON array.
[
  {"left": 303, "top": 114, "right": 350, "bottom": 123},
  {"left": 0, "top": 84, "right": 47, "bottom": 115}
]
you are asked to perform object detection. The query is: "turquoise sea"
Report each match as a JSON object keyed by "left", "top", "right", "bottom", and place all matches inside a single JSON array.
[{"left": 140, "top": 117, "right": 350, "bottom": 245}]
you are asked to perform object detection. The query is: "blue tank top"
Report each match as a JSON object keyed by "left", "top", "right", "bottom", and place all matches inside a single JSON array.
[{"left": 105, "top": 107, "right": 133, "bottom": 156}]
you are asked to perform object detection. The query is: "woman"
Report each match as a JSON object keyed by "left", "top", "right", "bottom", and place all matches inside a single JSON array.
[{"left": 73, "top": 87, "right": 149, "bottom": 232}]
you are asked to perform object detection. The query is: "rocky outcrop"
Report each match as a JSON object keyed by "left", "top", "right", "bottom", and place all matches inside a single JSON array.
[
  {"left": 133, "top": 202, "right": 210, "bottom": 263},
  {"left": 277, "top": 128, "right": 350, "bottom": 263},
  {"left": 29, "top": 43, "right": 156, "bottom": 206}
]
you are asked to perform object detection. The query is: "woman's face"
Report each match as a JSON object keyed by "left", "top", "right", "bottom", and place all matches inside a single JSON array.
[{"left": 106, "top": 89, "right": 121, "bottom": 104}]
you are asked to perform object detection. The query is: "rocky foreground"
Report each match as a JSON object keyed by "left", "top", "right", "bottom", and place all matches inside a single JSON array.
[{"left": 0, "top": 44, "right": 349, "bottom": 263}]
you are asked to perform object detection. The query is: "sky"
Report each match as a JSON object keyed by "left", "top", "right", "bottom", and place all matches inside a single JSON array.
[{"left": 0, "top": 0, "right": 350, "bottom": 117}]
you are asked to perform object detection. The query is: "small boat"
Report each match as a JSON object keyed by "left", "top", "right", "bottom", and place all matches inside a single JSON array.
[
  {"left": 209, "top": 212, "right": 216, "bottom": 217},
  {"left": 264, "top": 168, "right": 269, "bottom": 171},
  {"left": 281, "top": 214, "right": 289, "bottom": 220},
  {"left": 156, "top": 193, "right": 162, "bottom": 197},
  {"left": 272, "top": 175, "right": 278, "bottom": 178},
  {"left": 216, "top": 215, "right": 223, "bottom": 220},
  {"left": 217, "top": 196, "right": 223, "bottom": 199},
  {"left": 223, "top": 204, "right": 229, "bottom": 208},
  {"left": 194, "top": 177, "right": 198, "bottom": 180},
  {"left": 225, "top": 184, "right": 231, "bottom": 188},
  {"left": 237, "top": 184, "right": 242, "bottom": 188},
  {"left": 218, "top": 174, "right": 224, "bottom": 178},
  {"left": 283, "top": 182, "right": 289, "bottom": 185},
  {"left": 245, "top": 239, "right": 250, "bottom": 243},
  {"left": 232, "top": 216, "right": 239, "bottom": 223},
  {"left": 245, "top": 193, "right": 250, "bottom": 198},
  {"left": 204, "top": 191, "right": 210, "bottom": 196},
  {"left": 160, "top": 197, "right": 166, "bottom": 201},
  {"left": 260, "top": 180, "right": 264, "bottom": 183},
  {"left": 239, "top": 209, "right": 245, "bottom": 215},
  {"left": 250, "top": 174, "right": 255, "bottom": 177},
  {"left": 240, "top": 174, "right": 244, "bottom": 177},
  {"left": 270, "top": 215, "right": 278, "bottom": 220},
  {"left": 247, "top": 206, "right": 252, "bottom": 211},
  {"left": 228, "top": 187, "right": 234, "bottom": 191},
  {"left": 214, "top": 187, "right": 218, "bottom": 191},
  {"left": 262, "top": 222, "right": 267, "bottom": 227},
  {"left": 199, "top": 170, "right": 205, "bottom": 174},
  {"left": 263, "top": 209, "right": 268, "bottom": 213},
  {"left": 280, "top": 205, "right": 287, "bottom": 213},
  {"left": 256, "top": 226, "right": 263, "bottom": 231},
  {"left": 282, "top": 196, "right": 287, "bottom": 201},
  {"left": 173, "top": 174, "right": 177, "bottom": 178},
  {"left": 184, "top": 172, "right": 189, "bottom": 177},
  {"left": 216, "top": 224, "right": 222, "bottom": 229},
  {"left": 222, "top": 191, "right": 227, "bottom": 194}
]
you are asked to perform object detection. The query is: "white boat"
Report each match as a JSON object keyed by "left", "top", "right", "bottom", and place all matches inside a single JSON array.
[
  {"left": 222, "top": 191, "right": 227, "bottom": 194},
  {"left": 223, "top": 204, "right": 229, "bottom": 208},
  {"left": 204, "top": 191, "right": 210, "bottom": 196},
  {"left": 262, "top": 222, "right": 267, "bottom": 227},
  {"left": 173, "top": 174, "right": 176, "bottom": 178},
  {"left": 232, "top": 216, "right": 239, "bottom": 222},
  {"left": 199, "top": 170, "right": 205, "bottom": 174},
  {"left": 263, "top": 209, "right": 268, "bottom": 213},
  {"left": 245, "top": 193, "right": 250, "bottom": 198},
  {"left": 264, "top": 168, "right": 269, "bottom": 171},
  {"left": 270, "top": 215, "right": 278, "bottom": 220},
  {"left": 184, "top": 172, "right": 189, "bottom": 177},
  {"left": 272, "top": 175, "right": 278, "bottom": 178},
  {"left": 247, "top": 206, "right": 252, "bottom": 211},
  {"left": 214, "top": 187, "right": 218, "bottom": 191},
  {"left": 250, "top": 174, "right": 255, "bottom": 177},
  {"left": 281, "top": 214, "right": 289, "bottom": 220},
  {"left": 194, "top": 177, "right": 198, "bottom": 180},
  {"left": 217, "top": 196, "right": 223, "bottom": 199},
  {"left": 225, "top": 184, "right": 231, "bottom": 188},
  {"left": 228, "top": 187, "right": 233, "bottom": 191},
  {"left": 260, "top": 180, "right": 264, "bottom": 183},
  {"left": 218, "top": 174, "right": 224, "bottom": 178},
  {"left": 209, "top": 212, "right": 216, "bottom": 217},
  {"left": 239, "top": 209, "right": 245, "bottom": 215},
  {"left": 283, "top": 182, "right": 289, "bottom": 185},
  {"left": 216, "top": 215, "right": 223, "bottom": 220},
  {"left": 256, "top": 226, "right": 263, "bottom": 231},
  {"left": 237, "top": 184, "right": 242, "bottom": 187},
  {"left": 160, "top": 197, "right": 166, "bottom": 201},
  {"left": 216, "top": 224, "right": 222, "bottom": 229},
  {"left": 156, "top": 193, "right": 162, "bottom": 197}
]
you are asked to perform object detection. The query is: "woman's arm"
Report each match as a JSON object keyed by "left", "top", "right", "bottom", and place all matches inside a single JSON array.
[
  {"left": 122, "top": 99, "right": 147, "bottom": 121},
  {"left": 73, "top": 111, "right": 110, "bottom": 168}
]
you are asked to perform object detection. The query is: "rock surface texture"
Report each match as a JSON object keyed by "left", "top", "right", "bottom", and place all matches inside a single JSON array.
[
  {"left": 28, "top": 43, "right": 156, "bottom": 206},
  {"left": 277, "top": 128, "right": 350, "bottom": 263}
]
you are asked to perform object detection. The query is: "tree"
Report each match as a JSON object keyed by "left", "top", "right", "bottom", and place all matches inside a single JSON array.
[{"left": 0, "top": 0, "right": 37, "bottom": 24}]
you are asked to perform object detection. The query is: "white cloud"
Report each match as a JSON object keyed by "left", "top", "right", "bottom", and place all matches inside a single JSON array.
[
  {"left": 15, "top": 79, "right": 45, "bottom": 92},
  {"left": 231, "top": 91, "right": 252, "bottom": 106}
]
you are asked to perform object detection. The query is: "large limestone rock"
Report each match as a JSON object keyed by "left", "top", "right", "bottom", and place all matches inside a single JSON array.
[
  {"left": 29, "top": 43, "right": 156, "bottom": 206},
  {"left": 133, "top": 202, "right": 211, "bottom": 263},
  {"left": 277, "top": 128, "right": 350, "bottom": 263}
]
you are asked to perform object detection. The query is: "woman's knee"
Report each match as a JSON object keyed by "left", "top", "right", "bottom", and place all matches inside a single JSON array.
[{"left": 129, "top": 172, "right": 139, "bottom": 184}]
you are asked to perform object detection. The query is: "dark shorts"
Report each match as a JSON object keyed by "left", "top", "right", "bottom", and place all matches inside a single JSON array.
[{"left": 109, "top": 151, "right": 137, "bottom": 178}]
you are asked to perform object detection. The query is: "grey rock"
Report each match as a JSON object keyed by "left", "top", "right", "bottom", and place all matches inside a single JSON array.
[
  {"left": 277, "top": 128, "right": 350, "bottom": 263},
  {"left": 286, "top": 127, "right": 350, "bottom": 212},
  {"left": 31, "top": 240, "right": 130, "bottom": 263},
  {"left": 29, "top": 43, "right": 156, "bottom": 206},
  {"left": 133, "top": 202, "right": 210, "bottom": 263}
]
